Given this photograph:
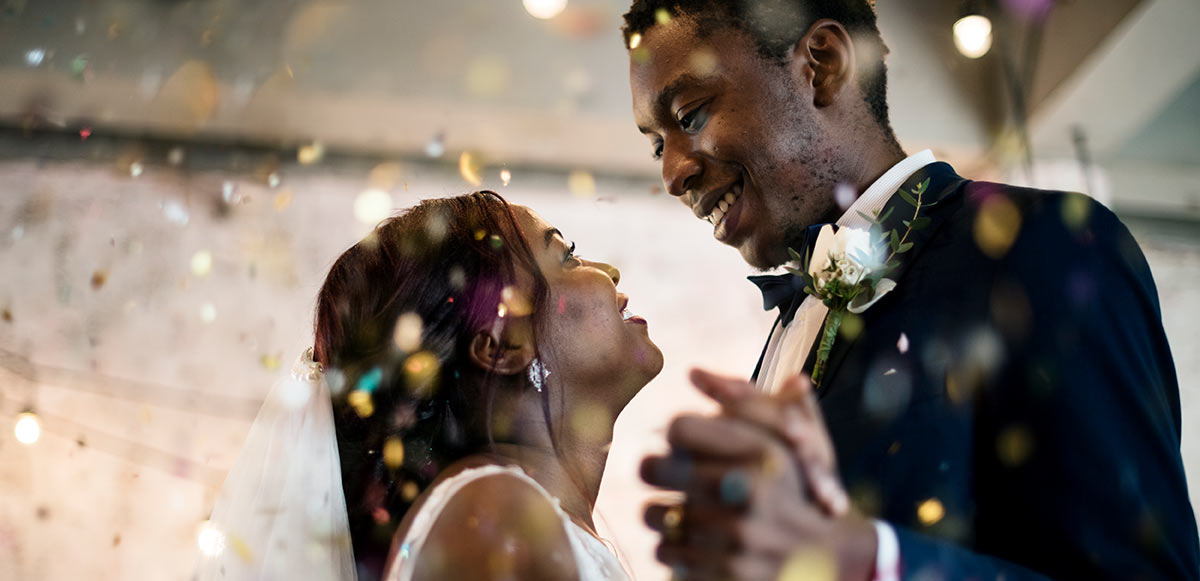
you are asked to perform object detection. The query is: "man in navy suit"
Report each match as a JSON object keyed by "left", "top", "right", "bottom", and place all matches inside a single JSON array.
[{"left": 625, "top": 1, "right": 1199, "bottom": 578}]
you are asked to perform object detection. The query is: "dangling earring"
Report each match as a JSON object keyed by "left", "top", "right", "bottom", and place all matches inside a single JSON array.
[{"left": 528, "top": 358, "right": 550, "bottom": 393}]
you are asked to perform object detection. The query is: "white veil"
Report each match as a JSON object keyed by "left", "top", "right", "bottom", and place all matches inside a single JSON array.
[{"left": 196, "top": 349, "right": 356, "bottom": 580}]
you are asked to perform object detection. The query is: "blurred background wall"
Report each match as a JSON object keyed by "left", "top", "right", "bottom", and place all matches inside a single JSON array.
[{"left": 0, "top": 0, "right": 1197, "bottom": 579}]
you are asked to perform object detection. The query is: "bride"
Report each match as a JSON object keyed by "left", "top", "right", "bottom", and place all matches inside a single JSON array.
[{"left": 196, "top": 191, "right": 662, "bottom": 580}]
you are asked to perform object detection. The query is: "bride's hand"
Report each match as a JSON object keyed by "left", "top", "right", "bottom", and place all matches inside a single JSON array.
[{"left": 688, "top": 368, "right": 849, "bottom": 517}]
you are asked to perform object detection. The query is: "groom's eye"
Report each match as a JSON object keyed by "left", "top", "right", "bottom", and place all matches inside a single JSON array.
[{"left": 677, "top": 104, "right": 709, "bottom": 134}]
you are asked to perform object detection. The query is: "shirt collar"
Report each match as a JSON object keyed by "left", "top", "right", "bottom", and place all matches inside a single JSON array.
[{"left": 837, "top": 149, "right": 936, "bottom": 229}]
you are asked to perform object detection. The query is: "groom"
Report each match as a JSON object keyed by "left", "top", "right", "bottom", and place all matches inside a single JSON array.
[{"left": 624, "top": 1, "right": 1200, "bottom": 579}]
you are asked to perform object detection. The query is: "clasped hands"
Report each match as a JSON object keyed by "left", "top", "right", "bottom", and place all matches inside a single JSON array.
[{"left": 641, "top": 370, "right": 878, "bottom": 580}]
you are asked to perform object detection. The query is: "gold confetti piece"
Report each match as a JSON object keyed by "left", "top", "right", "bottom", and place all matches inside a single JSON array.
[
  {"left": 368, "top": 162, "right": 403, "bottom": 190},
  {"left": 404, "top": 352, "right": 440, "bottom": 396},
  {"left": 272, "top": 190, "right": 293, "bottom": 212},
  {"left": 501, "top": 286, "right": 533, "bottom": 317},
  {"left": 464, "top": 56, "right": 510, "bottom": 98},
  {"left": 631, "top": 46, "right": 651, "bottom": 64},
  {"left": 459, "top": 152, "right": 483, "bottom": 187},
  {"left": 393, "top": 312, "right": 423, "bottom": 352},
  {"left": 129, "top": 162, "right": 143, "bottom": 177},
  {"left": 354, "top": 189, "right": 392, "bottom": 225},
  {"left": 156, "top": 60, "right": 219, "bottom": 127},
  {"left": 230, "top": 534, "right": 253, "bottom": 563},
  {"left": 974, "top": 195, "right": 1021, "bottom": 259},
  {"left": 14, "top": 412, "right": 41, "bottom": 445},
  {"left": 298, "top": 142, "right": 325, "bottom": 165},
  {"left": 997, "top": 425, "right": 1033, "bottom": 466},
  {"left": 91, "top": 270, "right": 108, "bottom": 290},
  {"left": 383, "top": 438, "right": 405, "bottom": 468},
  {"left": 628, "top": 32, "right": 642, "bottom": 50},
  {"left": 259, "top": 354, "right": 281, "bottom": 371},
  {"left": 655, "top": 8, "right": 671, "bottom": 24},
  {"left": 196, "top": 521, "right": 225, "bottom": 557},
  {"left": 1061, "top": 192, "right": 1092, "bottom": 232},
  {"left": 917, "top": 498, "right": 945, "bottom": 526},
  {"left": 191, "top": 250, "right": 213, "bottom": 277},
  {"left": 401, "top": 481, "right": 420, "bottom": 501},
  {"left": 473, "top": 229, "right": 487, "bottom": 241},
  {"left": 567, "top": 170, "right": 596, "bottom": 198},
  {"left": 348, "top": 389, "right": 374, "bottom": 418},
  {"left": 499, "top": 168, "right": 512, "bottom": 186}
]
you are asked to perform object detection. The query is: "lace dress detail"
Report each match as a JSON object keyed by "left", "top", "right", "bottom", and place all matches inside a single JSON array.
[{"left": 384, "top": 465, "right": 629, "bottom": 581}]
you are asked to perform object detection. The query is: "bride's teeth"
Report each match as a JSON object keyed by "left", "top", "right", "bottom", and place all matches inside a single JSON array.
[{"left": 718, "top": 200, "right": 729, "bottom": 212}]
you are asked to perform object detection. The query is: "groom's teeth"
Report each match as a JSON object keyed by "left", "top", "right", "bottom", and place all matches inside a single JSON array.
[
  {"left": 724, "top": 192, "right": 736, "bottom": 204},
  {"left": 718, "top": 200, "right": 729, "bottom": 212}
]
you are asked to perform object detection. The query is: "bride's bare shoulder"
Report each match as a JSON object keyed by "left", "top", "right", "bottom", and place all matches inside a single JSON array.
[{"left": 405, "top": 468, "right": 580, "bottom": 580}]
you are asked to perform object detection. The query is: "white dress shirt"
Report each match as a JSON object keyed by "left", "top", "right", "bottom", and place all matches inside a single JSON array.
[{"left": 753, "top": 149, "right": 936, "bottom": 581}]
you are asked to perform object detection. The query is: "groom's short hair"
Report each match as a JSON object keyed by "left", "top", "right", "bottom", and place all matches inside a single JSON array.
[{"left": 622, "top": 0, "right": 892, "bottom": 134}]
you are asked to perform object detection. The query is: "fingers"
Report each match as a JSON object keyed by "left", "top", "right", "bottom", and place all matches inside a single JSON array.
[
  {"left": 641, "top": 454, "right": 758, "bottom": 507},
  {"left": 689, "top": 368, "right": 755, "bottom": 408},
  {"left": 665, "top": 414, "right": 770, "bottom": 460}
]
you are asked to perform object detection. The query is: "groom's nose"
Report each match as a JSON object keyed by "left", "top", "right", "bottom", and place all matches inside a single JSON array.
[{"left": 662, "top": 141, "right": 703, "bottom": 206}]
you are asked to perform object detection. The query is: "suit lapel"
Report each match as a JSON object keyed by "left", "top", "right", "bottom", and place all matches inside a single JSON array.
[{"left": 807, "top": 162, "right": 968, "bottom": 393}]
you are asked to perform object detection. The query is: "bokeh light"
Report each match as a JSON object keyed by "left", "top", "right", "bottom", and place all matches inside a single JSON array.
[
  {"left": 190, "top": 250, "right": 213, "bottom": 277},
  {"left": 196, "top": 520, "right": 225, "bottom": 557},
  {"left": 567, "top": 170, "right": 595, "bottom": 198},
  {"left": 14, "top": 412, "right": 41, "bottom": 445},
  {"left": 523, "top": 0, "right": 567, "bottom": 20},
  {"left": 953, "top": 14, "right": 993, "bottom": 59},
  {"left": 917, "top": 498, "right": 945, "bottom": 525},
  {"left": 354, "top": 189, "right": 393, "bottom": 225}
]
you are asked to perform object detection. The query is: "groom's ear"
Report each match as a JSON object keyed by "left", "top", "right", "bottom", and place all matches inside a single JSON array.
[
  {"left": 467, "top": 318, "right": 536, "bottom": 376},
  {"left": 792, "top": 19, "right": 856, "bottom": 109}
]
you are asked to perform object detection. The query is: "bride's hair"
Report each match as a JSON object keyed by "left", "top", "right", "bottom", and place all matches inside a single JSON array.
[{"left": 313, "top": 191, "right": 550, "bottom": 577}]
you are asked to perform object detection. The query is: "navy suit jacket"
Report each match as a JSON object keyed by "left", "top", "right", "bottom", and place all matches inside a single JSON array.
[{"left": 754, "top": 163, "right": 1199, "bottom": 579}]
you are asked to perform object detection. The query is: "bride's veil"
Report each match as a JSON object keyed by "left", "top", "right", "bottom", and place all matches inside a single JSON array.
[{"left": 195, "top": 348, "right": 356, "bottom": 580}]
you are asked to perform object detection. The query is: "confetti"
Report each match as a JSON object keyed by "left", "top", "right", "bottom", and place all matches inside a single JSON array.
[
  {"left": 835, "top": 183, "right": 857, "bottom": 210},
  {"left": 266, "top": 172, "right": 281, "bottom": 188},
  {"left": 523, "top": 0, "right": 567, "bottom": 20},
  {"left": 272, "top": 190, "right": 293, "bottom": 212},
  {"left": 777, "top": 548, "right": 836, "bottom": 581},
  {"left": 628, "top": 33, "right": 642, "bottom": 50},
  {"left": 425, "top": 133, "right": 445, "bottom": 158},
  {"left": 404, "top": 351, "right": 440, "bottom": 395},
  {"left": 368, "top": 162, "right": 404, "bottom": 190},
  {"left": 354, "top": 189, "right": 392, "bottom": 225},
  {"left": 459, "top": 152, "right": 483, "bottom": 187},
  {"left": 91, "top": 270, "right": 108, "bottom": 290},
  {"left": 501, "top": 286, "right": 533, "bottom": 317},
  {"left": 25, "top": 49, "right": 45, "bottom": 67},
  {"left": 401, "top": 481, "right": 420, "bottom": 501},
  {"left": 196, "top": 521, "right": 225, "bottom": 557},
  {"left": 259, "top": 354, "right": 281, "bottom": 371},
  {"left": 190, "top": 250, "right": 213, "bottom": 277},
  {"left": 383, "top": 438, "right": 405, "bottom": 468},
  {"left": 357, "top": 368, "right": 383, "bottom": 393},
  {"left": 393, "top": 312, "right": 423, "bottom": 352},
  {"left": 222, "top": 182, "right": 240, "bottom": 204},
  {"left": 129, "top": 162, "right": 143, "bottom": 177},
  {"left": 448, "top": 266, "right": 466, "bottom": 289},
  {"left": 464, "top": 56, "right": 510, "bottom": 98},
  {"left": 499, "top": 168, "right": 512, "bottom": 186},
  {"left": 917, "top": 498, "right": 945, "bottom": 525},
  {"left": 897, "top": 332, "right": 910, "bottom": 353},
  {"left": 567, "top": 170, "right": 596, "bottom": 198},
  {"left": 348, "top": 389, "right": 374, "bottom": 418},
  {"left": 70, "top": 54, "right": 89, "bottom": 79},
  {"left": 167, "top": 147, "right": 185, "bottom": 165},
  {"left": 200, "top": 303, "right": 217, "bottom": 323},
  {"left": 688, "top": 48, "right": 718, "bottom": 76},
  {"left": 996, "top": 425, "right": 1033, "bottom": 466},
  {"left": 297, "top": 142, "right": 325, "bottom": 165},
  {"left": 14, "top": 412, "right": 41, "bottom": 445},
  {"left": 973, "top": 195, "right": 1021, "bottom": 258},
  {"left": 655, "top": 8, "right": 671, "bottom": 24}
]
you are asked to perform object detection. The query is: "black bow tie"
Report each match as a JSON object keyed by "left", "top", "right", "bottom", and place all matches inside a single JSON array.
[{"left": 748, "top": 223, "right": 833, "bottom": 326}]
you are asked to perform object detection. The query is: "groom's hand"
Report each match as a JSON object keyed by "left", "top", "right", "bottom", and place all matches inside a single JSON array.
[
  {"left": 641, "top": 398, "right": 876, "bottom": 579},
  {"left": 690, "top": 369, "right": 849, "bottom": 517}
]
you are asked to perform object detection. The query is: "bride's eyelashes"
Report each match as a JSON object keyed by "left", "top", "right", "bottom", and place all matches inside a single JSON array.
[{"left": 563, "top": 241, "right": 580, "bottom": 266}]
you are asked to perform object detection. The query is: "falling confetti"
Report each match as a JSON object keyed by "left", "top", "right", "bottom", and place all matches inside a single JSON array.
[
  {"left": 501, "top": 286, "right": 533, "bottom": 317},
  {"left": 298, "top": 142, "right": 325, "bottom": 165},
  {"left": 393, "top": 312, "right": 423, "bottom": 352},
  {"left": 357, "top": 368, "right": 384, "bottom": 393},
  {"left": 368, "top": 162, "right": 404, "bottom": 190},
  {"left": 404, "top": 351, "right": 440, "bottom": 395},
  {"left": 196, "top": 521, "right": 225, "bottom": 557},
  {"left": 129, "top": 162, "right": 144, "bottom": 177},
  {"left": 835, "top": 183, "right": 856, "bottom": 210},
  {"left": 25, "top": 48, "right": 45, "bottom": 67},
  {"left": 200, "top": 303, "right": 217, "bottom": 323},
  {"left": 259, "top": 354, "right": 281, "bottom": 371},
  {"left": 91, "top": 270, "right": 108, "bottom": 290},
  {"left": 272, "top": 190, "right": 293, "bottom": 212},
  {"left": 266, "top": 172, "right": 281, "bottom": 188},
  {"left": 628, "top": 32, "right": 642, "bottom": 50},
  {"left": 167, "top": 147, "right": 186, "bottom": 165},
  {"left": 917, "top": 498, "right": 945, "bottom": 526},
  {"left": 655, "top": 7, "right": 671, "bottom": 24},
  {"left": 464, "top": 56, "right": 510, "bottom": 98},
  {"left": 776, "top": 548, "right": 836, "bottom": 581},
  {"left": 459, "top": 152, "right": 484, "bottom": 187},
  {"left": 14, "top": 412, "right": 41, "bottom": 445},
  {"left": 161, "top": 200, "right": 189, "bottom": 225},
  {"left": 997, "top": 425, "right": 1033, "bottom": 466},
  {"left": 348, "top": 389, "right": 374, "bottom": 418},
  {"left": 897, "top": 332, "right": 910, "bottom": 353},
  {"left": 425, "top": 133, "right": 445, "bottom": 158},
  {"left": 401, "top": 481, "right": 420, "bottom": 501},
  {"left": 973, "top": 195, "right": 1021, "bottom": 258},
  {"left": 499, "top": 168, "right": 512, "bottom": 186},
  {"left": 70, "top": 54, "right": 89, "bottom": 79},
  {"left": 567, "top": 170, "right": 596, "bottom": 198},
  {"left": 79, "top": 128, "right": 92, "bottom": 141},
  {"left": 190, "top": 251, "right": 213, "bottom": 277},
  {"left": 383, "top": 438, "right": 405, "bottom": 468},
  {"left": 354, "top": 189, "right": 392, "bottom": 225},
  {"left": 688, "top": 48, "right": 718, "bottom": 76},
  {"left": 523, "top": 0, "right": 567, "bottom": 20}
]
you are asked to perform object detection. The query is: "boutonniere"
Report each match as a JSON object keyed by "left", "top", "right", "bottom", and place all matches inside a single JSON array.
[{"left": 786, "top": 178, "right": 931, "bottom": 386}]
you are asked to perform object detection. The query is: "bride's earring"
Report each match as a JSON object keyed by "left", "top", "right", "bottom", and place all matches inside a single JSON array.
[{"left": 528, "top": 358, "right": 550, "bottom": 393}]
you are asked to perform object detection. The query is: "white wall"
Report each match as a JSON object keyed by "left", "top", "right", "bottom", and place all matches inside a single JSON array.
[{"left": 0, "top": 155, "right": 1196, "bottom": 580}]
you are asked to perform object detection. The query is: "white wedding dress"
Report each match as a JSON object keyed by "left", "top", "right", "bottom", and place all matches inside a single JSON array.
[{"left": 384, "top": 464, "right": 630, "bottom": 581}]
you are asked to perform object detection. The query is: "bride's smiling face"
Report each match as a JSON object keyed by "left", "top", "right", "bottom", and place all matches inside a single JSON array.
[{"left": 512, "top": 206, "right": 663, "bottom": 419}]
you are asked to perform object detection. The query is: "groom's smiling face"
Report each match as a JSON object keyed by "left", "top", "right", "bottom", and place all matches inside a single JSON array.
[{"left": 630, "top": 16, "right": 846, "bottom": 270}]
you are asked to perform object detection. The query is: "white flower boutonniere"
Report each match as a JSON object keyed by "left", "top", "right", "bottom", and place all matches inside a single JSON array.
[{"left": 786, "top": 178, "right": 931, "bottom": 386}]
